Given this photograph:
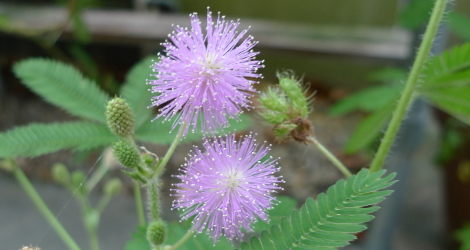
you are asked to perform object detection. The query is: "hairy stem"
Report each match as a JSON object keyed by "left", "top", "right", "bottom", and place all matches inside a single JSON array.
[
  {"left": 369, "top": 0, "right": 448, "bottom": 173},
  {"left": 148, "top": 179, "right": 160, "bottom": 221},
  {"left": 309, "top": 136, "right": 352, "bottom": 178},
  {"left": 134, "top": 181, "right": 146, "bottom": 226},
  {"left": 10, "top": 159, "right": 81, "bottom": 250}
]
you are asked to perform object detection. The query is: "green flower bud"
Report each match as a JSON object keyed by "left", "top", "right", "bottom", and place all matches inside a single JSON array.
[
  {"left": 259, "top": 87, "right": 289, "bottom": 113},
  {"left": 106, "top": 97, "right": 135, "bottom": 137},
  {"left": 51, "top": 163, "right": 70, "bottom": 185},
  {"left": 71, "top": 171, "right": 87, "bottom": 194},
  {"left": 112, "top": 140, "right": 141, "bottom": 169},
  {"left": 259, "top": 110, "right": 289, "bottom": 125},
  {"left": 104, "top": 178, "right": 123, "bottom": 196},
  {"left": 273, "top": 123, "right": 297, "bottom": 142},
  {"left": 146, "top": 220, "right": 167, "bottom": 246},
  {"left": 279, "top": 77, "right": 308, "bottom": 117}
]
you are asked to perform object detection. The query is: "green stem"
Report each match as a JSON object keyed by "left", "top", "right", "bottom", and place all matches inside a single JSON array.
[
  {"left": 148, "top": 180, "right": 160, "bottom": 221},
  {"left": 169, "top": 230, "right": 194, "bottom": 250},
  {"left": 10, "top": 159, "right": 81, "bottom": 250},
  {"left": 369, "top": 0, "right": 448, "bottom": 173},
  {"left": 134, "top": 181, "right": 146, "bottom": 227},
  {"left": 309, "top": 136, "right": 352, "bottom": 178},
  {"left": 87, "top": 225, "right": 100, "bottom": 250},
  {"left": 96, "top": 195, "right": 112, "bottom": 214},
  {"left": 86, "top": 149, "right": 112, "bottom": 192},
  {"left": 154, "top": 123, "right": 187, "bottom": 178}
]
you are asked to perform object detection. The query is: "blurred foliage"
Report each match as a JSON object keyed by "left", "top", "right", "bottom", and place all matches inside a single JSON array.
[
  {"left": 399, "top": 0, "right": 434, "bottom": 29},
  {"left": 449, "top": 12, "right": 470, "bottom": 41},
  {"left": 331, "top": 43, "right": 470, "bottom": 154},
  {"left": 455, "top": 224, "right": 470, "bottom": 250}
]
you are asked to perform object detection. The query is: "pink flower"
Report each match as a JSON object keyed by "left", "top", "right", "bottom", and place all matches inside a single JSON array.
[
  {"left": 172, "top": 133, "right": 283, "bottom": 243},
  {"left": 149, "top": 8, "right": 264, "bottom": 136}
]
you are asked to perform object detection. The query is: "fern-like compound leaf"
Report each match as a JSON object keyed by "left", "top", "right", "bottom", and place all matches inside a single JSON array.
[
  {"left": 240, "top": 169, "right": 396, "bottom": 250},
  {"left": 0, "top": 122, "right": 116, "bottom": 158},
  {"left": 121, "top": 56, "right": 159, "bottom": 129},
  {"left": 421, "top": 42, "right": 470, "bottom": 87},
  {"left": 13, "top": 58, "right": 110, "bottom": 123}
]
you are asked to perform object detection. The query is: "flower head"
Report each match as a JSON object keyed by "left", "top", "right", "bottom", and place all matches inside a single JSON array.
[
  {"left": 149, "top": 8, "right": 264, "bottom": 136},
  {"left": 172, "top": 133, "right": 283, "bottom": 243}
]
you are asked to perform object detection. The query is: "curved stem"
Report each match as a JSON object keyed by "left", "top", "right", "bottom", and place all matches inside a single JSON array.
[
  {"left": 10, "top": 159, "right": 81, "bottom": 250},
  {"left": 309, "top": 136, "right": 352, "bottom": 178},
  {"left": 154, "top": 123, "right": 187, "bottom": 178},
  {"left": 133, "top": 181, "right": 146, "bottom": 226},
  {"left": 169, "top": 230, "right": 194, "bottom": 250},
  {"left": 369, "top": 0, "right": 448, "bottom": 173}
]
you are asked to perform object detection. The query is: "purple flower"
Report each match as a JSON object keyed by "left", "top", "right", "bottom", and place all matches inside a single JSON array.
[
  {"left": 149, "top": 8, "right": 264, "bottom": 136},
  {"left": 172, "top": 133, "right": 283, "bottom": 243}
]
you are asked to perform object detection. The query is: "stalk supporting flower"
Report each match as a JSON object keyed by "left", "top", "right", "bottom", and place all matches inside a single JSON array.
[
  {"left": 172, "top": 133, "right": 284, "bottom": 243},
  {"left": 149, "top": 8, "right": 264, "bottom": 136},
  {"left": 369, "top": 0, "right": 449, "bottom": 173}
]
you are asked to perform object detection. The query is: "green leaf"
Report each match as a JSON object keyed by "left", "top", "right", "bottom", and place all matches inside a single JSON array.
[
  {"left": 449, "top": 12, "right": 470, "bottom": 42},
  {"left": 328, "top": 85, "right": 402, "bottom": 116},
  {"left": 240, "top": 169, "right": 396, "bottom": 250},
  {"left": 344, "top": 103, "right": 395, "bottom": 154},
  {"left": 421, "top": 43, "right": 470, "bottom": 87},
  {"left": 421, "top": 87, "right": 470, "bottom": 125},
  {"left": 0, "top": 122, "right": 116, "bottom": 158},
  {"left": 13, "top": 58, "right": 109, "bottom": 123},
  {"left": 121, "top": 56, "right": 159, "bottom": 129},
  {"left": 251, "top": 196, "right": 297, "bottom": 232},
  {"left": 418, "top": 43, "right": 470, "bottom": 125},
  {"left": 399, "top": 0, "right": 434, "bottom": 29},
  {"left": 125, "top": 225, "right": 151, "bottom": 250},
  {"left": 135, "top": 114, "right": 253, "bottom": 145}
]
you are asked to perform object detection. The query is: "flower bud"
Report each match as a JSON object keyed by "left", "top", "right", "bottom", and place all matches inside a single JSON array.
[
  {"left": 106, "top": 97, "right": 135, "bottom": 138},
  {"left": 51, "top": 163, "right": 70, "bottom": 185},
  {"left": 71, "top": 171, "right": 87, "bottom": 194},
  {"left": 259, "top": 87, "right": 289, "bottom": 113},
  {"left": 104, "top": 178, "right": 123, "bottom": 196},
  {"left": 279, "top": 77, "right": 308, "bottom": 117},
  {"left": 112, "top": 140, "right": 141, "bottom": 169},
  {"left": 273, "top": 123, "right": 297, "bottom": 142},
  {"left": 146, "top": 220, "right": 167, "bottom": 246}
]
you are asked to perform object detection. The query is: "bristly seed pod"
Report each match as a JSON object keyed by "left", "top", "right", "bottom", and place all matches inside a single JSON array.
[
  {"left": 106, "top": 97, "right": 135, "bottom": 138},
  {"left": 146, "top": 220, "right": 167, "bottom": 246},
  {"left": 112, "top": 140, "right": 141, "bottom": 169}
]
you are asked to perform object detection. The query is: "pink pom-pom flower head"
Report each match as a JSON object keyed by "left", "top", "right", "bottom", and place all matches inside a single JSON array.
[
  {"left": 149, "top": 8, "right": 264, "bottom": 136},
  {"left": 172, "top": 133, "right": 283, "bottom": 243}
]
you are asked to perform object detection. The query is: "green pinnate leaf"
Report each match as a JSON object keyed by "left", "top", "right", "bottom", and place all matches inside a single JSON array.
[
  {"left": 13, "top": 58, "right": 109, "bottom": 123},
  {"left": 239, "top": 169, "right": 396, "bottom": 250},
  {"left": 0, "top": 122, "right": 116, "bottom": 158}
]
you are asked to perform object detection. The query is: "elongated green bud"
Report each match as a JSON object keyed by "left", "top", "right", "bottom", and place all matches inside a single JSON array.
[
  {"left": 106, "top": 97, "right": 135, "bottom": 138},
  {"left": 279, "top": 77, "right": 308, "bottom": 117},
  {"left": 146, "top": 220, "right": 167, "bottom": 246},
  {"left": 104, "top": 178, "right": 123, "bottom": 196},
  {"left": 112, "top": 140, "right": 141, "bottom": 169},
  {"left": 259, "top": 87, "right": 289, "bottom": 113},
  {"left": 51, "top": 163, "right": 70, "bottom": 185}
]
